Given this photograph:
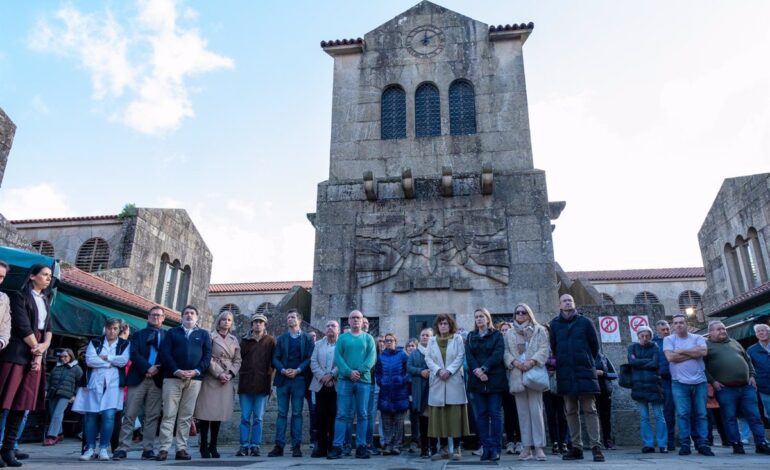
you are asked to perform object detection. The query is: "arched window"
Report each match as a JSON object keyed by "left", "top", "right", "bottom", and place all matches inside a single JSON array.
[
  {"left": 75, "top": 237, "right": 110, "bottom": 272},
  {"left": 257, "top": 302, "right": 276, "bottom": 315},
  {"left": 31, "top": 240, "right": 55, "bottom": 257},
  {"left": 155, "top": 253, "right": 170, "bottom": 303},
  {"left": 634, "top": 291, "right": 660, "bottom": 305},
  {"left": 725, "top": 242, "right": 746, "bottom": 295},
  {"left": 449, "top": 80, "right": 476, "bottom": 136},
  {"left": 744, "top": 228, "right": 768, "bottom": 287},
  {"left": 175, "top": 265, "right": 191, "bottom": 310},
  {"left": 381, "top": 85, "right": 406, "bottom": 140},
  {"left": 163, "top": 260, "right": 181, "bottom": 309},
  {"left": 220, "top": 304, "right": 241, "bottom": 316},
  {"left": 678, "top": 290, "right": 702, "bottom": 314},
  {"left": 600, "top": 293, "right": 616, "bottom": 305},
  {"left": 415, "top": 83, "right": 440, "bottom": 137}
]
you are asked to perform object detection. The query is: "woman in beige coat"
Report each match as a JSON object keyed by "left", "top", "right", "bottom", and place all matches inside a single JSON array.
[
  {"left": 194, "top": 311, "right": 242, "bottom": 458},
  {"left": 504, "top": 303, "right": 550, "bottom": 461}
]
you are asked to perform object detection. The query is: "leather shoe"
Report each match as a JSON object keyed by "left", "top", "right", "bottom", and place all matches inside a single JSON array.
[
  {"left": 11, "top": 452, "right": 25, "bottom": 461},
  {"left": 155, "top": 450, "right": 168, "bottom": 461},
  {"left": 489, "top": 451, "right": 501, "bottom": 461},
  {"left": 112, "top": 450, "right": 127, "bottom": 460},
  {"left": 141, "top": 450, "right": 156, "bottom": 460},
  {"left": 480, "top": 449, "right": 490, "bottom": 461},
  {"left": 326, "top": 447, "right": 342, "bottom": 460},
  {"left": 0, "top": 449, "right": 21, "bottom": 468},
  {"left": 175, "top": 449, "right": 192, "bottom": 460}
]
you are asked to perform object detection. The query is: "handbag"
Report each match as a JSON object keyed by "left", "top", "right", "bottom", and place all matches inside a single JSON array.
[
  {"left": 618, "top": 363, "right": 633, "bottom": 389},
  {"left": 523, "top": 365, "right": 550, "bottom": 392}
]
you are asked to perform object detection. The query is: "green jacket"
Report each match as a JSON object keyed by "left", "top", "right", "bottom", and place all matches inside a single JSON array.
[{"left": 705, "top": 338, "right": 754, "bottom": 386}]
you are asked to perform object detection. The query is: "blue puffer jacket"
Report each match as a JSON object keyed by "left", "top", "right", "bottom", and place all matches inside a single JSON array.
[
  {"left": 549, "top": 312, "right": 600, "bottom": 395},
  {"left": 747, "top": 342, "right": 770, "bottom": 395},
  {"left": 376, "top": 347, "right": 410, "bottom": 413},
  {"left": 628, "top": 342, "right": 664, "bottom": 403}
]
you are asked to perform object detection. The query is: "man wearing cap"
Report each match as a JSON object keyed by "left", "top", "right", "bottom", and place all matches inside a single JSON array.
[{"left": 236, "top": 313, "right": 276, "bottom": 457}]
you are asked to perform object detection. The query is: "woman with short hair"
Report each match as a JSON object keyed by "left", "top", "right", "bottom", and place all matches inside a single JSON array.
[
  {"left": 628, "top": 326, "right": 667, "bottom": 453},
  {"left": 44, "top": 349, "right": 83, "bottom": 446},
  {"left": 375, "top": 333, "right": 409, "bottom": 455}
]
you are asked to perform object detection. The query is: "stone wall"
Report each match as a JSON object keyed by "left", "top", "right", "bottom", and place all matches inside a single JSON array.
[
  {"left": 14, "top": 218, "right": 125, "bottom": 267},
  {"left": 208, "top": 292, "right": 286, "bottom": 335},
  {"left": 0, "top": 107, "right": 14, "bottom": 189},
  {"left": 589, "top": 279, "right": 707, "bottom": 318}
]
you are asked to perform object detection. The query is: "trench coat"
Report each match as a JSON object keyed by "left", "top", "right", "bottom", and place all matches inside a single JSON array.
[
  {"left": 194, "top": 332, "right": 242, "bottom": 421},
  {"left": 424, "top": 334, "right": 467, "bottom": 407}
]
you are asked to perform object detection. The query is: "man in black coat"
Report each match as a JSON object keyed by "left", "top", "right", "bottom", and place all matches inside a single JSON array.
[
  {"left": 549, "top": 294, "right": 604, "bottom": 462},
  {"left": 113, "top": 306, "right": 167, "bottom": 460}
]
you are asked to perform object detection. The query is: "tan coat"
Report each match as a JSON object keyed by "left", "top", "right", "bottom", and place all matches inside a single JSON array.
[
  {"left": 194, "top": 332, "right": 242, "bottom": 421},
  {"left": 424, "top": 334, "right": 467, "bottom": 406},
  {"left": 503, "top": 324, "right": 550, "bottom": 394}
]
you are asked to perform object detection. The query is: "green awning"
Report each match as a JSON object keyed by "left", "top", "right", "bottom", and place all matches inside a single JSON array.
[
  {"left": 51, "top": 292, "right": 148, "bottom": 337},
  {"left": 721, "top": 303, "right": 770, "bottom": 341}
]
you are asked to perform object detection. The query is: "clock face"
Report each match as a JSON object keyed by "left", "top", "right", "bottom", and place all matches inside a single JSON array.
[{"left": 405, "top": 25, "right": 445, "bottom": 58}]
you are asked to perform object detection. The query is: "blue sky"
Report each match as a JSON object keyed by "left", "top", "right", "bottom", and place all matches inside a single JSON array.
[{"left": 1, "top": 0, "right": 769, "bottom": 283}]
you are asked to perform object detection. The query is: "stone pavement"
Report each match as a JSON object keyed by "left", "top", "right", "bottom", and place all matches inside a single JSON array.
[{"left": 15, "top": 441, "right": 770, "bottom": 470}]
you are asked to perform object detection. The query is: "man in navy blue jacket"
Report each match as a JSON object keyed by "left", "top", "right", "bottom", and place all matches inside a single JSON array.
[
  {"left": 114, "top": 306, "right": 167, "bottom": 460},
  {"left": 653, "top": 319, "right": 676, "bottom": 450},
  {"left": 156, "top": 306, "right": 212, "bottom": 461},
  {"left": 268, "top": 309, "right": 314, "bottom": 458}
]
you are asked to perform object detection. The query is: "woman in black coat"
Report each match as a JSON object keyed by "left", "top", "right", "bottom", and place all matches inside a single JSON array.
[
  {"left": 44, "top": 348, "right": 83, "bottom": 445},
  {"left": 407, "top": 327, "right": 434, "bottom": 458},
  {"left": 0, "top": 264, "right": 54, "bottom": 466},
  {"left": 627, "top": 326, "right": 667, "bottom": 453},
  {"left": 465, "top": 308, "right": 506, "bottom": 462}
]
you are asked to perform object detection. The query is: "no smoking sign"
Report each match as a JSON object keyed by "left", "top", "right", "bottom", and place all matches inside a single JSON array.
[
  {"left": 598, "top": 316, "right": 620, "bottom": 343},
  {"left": 628, "top": 315, "right": 649, "bottom": 343}
]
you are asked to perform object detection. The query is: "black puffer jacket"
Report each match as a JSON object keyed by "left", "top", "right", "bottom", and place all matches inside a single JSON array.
[
  {"left": 627, "top": 342, "right": 664, "bottom": 403},
  {"left": 465, "top": 329, "right": 507, "bottom": 394},
  {"left": 549, "top": 312, "right": 600, "bottom": 395},
  {"left": 48, "top": 361, "right": 83, "bottom": 399}
]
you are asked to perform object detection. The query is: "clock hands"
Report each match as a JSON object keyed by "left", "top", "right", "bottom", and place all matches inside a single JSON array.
[{"left": 420, "top": 31, "right": 439, "bottom": 47}]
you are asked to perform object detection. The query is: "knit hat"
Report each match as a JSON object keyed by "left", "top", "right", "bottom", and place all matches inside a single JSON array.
[{"left": 636, "top": 326, "right": 653, "bottom": 336}]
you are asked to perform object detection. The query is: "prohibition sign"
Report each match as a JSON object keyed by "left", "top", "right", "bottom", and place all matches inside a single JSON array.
[
  {"left": 630, "top": 315, "right": 648, "bottom": 332},
  {"left": 600, "top": 317, "right": 618, "bottom": 334}
]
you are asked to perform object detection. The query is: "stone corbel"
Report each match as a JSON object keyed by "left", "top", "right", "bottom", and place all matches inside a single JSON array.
[
  {"left": 363, "top": 171, "right": 377, "bottom": 201},
  {"left": 441, "top": 166, "right": 453, "bottom": 197},
  {"left": 402, "top": 168, "right": 414, "bottom": 199},
  {"left": 481, "top": 167, "right": 493, "bottom": 195}
]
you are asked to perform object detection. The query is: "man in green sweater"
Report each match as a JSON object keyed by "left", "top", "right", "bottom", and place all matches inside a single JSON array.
[
  {"left": 704, "top": 321, "right": 770, "bottom": 455},
  {"left": 327, "top": 310, "right": 377, "bottom": 460}
]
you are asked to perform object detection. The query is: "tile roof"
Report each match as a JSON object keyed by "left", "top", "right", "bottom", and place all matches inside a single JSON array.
[
  {"left": 60, "top": 266, "right": 180, "bottom": 322},
  {"left": 489, "top": 22, "right": 534, "bottom": 32},
  {"left": 320, "top": 38, "right": 364, "bottom": 48},
  {"left": 11, "top": 215, "right": 119, "bottom": 224},
  {"left": 708, "top": 280, "right": 770, "bottom": 316},
  {"left": 566, "top": 267, "right": 705, "bottom": 282},
  {"left": 209, "top": 280, "right": 313, "bottom": 294}
]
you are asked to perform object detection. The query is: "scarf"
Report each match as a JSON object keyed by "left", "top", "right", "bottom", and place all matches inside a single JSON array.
[
  {"left": 417, "top": 343, "right": 429, "bottom": 356},
  {"left": 512, "top": 320, "right": 534, "bottom": 355}
]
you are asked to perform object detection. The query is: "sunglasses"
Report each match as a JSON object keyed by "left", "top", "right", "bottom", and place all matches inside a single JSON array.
[{"left": 515, "top": 311, "right": 528, "bottom": 315}]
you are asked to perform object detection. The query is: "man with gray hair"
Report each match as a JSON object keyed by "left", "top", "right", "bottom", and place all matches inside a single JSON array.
[
  {"left": 705, "top": 321, "right": 770, "bottom": 455},
  {"left": 310, "top": 319, "right": 340, "bottom": 458},
  {"left": 652, "top": 319, "right": 676, "bottom": 450},
  {"left": 747, "top": 324, "right": 770, "bottom": 424}
]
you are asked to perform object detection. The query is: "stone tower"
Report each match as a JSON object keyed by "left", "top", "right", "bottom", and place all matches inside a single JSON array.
[{"left": 309, "top": 1, "right": 563, "bottom": 339}]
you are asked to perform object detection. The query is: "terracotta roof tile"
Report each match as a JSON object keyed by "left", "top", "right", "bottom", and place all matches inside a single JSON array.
[
  {"left": 708, "top": 280, "right": 770, "bottom": 316},
  {"left": 489, "top": 22, "right": 534, "bottom": 32},
  {"left": 209, "top": 281, "right": 312, "bottom": 294},
  {"left": 566, "top": 267, "right": 705, "bottom": 282},
  {"left": 61, "top": 266, "right": 180, "bottom": 322},
  {"left": 11, "top": 215, "right": 119, "bottom": 224},
  {"left": 320, "top": 38, "right": 364, "bottom": 48}
]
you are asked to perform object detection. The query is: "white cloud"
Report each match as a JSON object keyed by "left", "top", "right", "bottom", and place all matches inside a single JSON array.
[
  {"left": 0, "top": 183, "right": 76, "bottom": 220},
  {"left": 29, "top": 0, "right": 233, "bottom": 135}
]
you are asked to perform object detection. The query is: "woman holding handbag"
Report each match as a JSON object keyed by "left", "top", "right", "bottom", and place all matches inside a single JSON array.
[{"left": 504, "top": 303, "right": 550, "bottom": 461}]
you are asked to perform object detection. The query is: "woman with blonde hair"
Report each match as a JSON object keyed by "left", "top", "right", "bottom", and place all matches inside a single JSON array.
[
  {"left": 504, "top": 303, "right": 550, "bottom": 461},
  {"left": 194, "top": 310, "right": 242, "bottom": 458}
]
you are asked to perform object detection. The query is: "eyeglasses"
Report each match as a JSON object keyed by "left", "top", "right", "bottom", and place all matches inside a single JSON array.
[
  {"left": 515, "top": 311, "right": 528, "bottom": 315},
  {"left": 384, "top": 339, "right": 395, "bottom": 343}
]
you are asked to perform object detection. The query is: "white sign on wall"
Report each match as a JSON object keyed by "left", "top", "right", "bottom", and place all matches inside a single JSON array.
[
  {"left": 598, "top": 316, "right": 621, "bottom": 343},
  {"left": 628, "top": 315, "right": 650, "bottom": 343}
]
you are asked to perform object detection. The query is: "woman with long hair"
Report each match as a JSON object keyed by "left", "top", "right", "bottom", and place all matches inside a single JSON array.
[
  {"left": 72, "top": 318, "right": 130, "bottom": 461},
  {"left": 0, "top": 264, "right": 54, "bottom": 466},
  {"left": 504, "top": 303, "right": 550, "bottom": 461},
  {"left": 425, "top": 314, "right": 470, "bottom": 461},
  {"left": 466, "top": 308, "right": 506, "bottom": 462},
  {"left": 194, "top": 310, "right": 242, "bottom": 458},
  {"left": 44, "top": 349, "right": 83, "bottom": 446}
]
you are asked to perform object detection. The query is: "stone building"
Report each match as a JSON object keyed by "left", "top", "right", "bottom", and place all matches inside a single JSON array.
[
  {"left": 0, "top": 108, "right": 31, "bottom": 249},
  {"left": 309, "top": 1, "right": 564, "bottom": 341},
  {"left": 11, "top": 208, "right": 214, "bottom": 322}
]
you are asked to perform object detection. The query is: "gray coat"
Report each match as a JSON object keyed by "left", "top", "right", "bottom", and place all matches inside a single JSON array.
[{"left": 407, "top": 346, "right": 429, "bottom": 413}]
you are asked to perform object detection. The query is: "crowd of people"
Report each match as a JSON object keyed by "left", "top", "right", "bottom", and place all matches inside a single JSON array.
[{"left": 0, "top": 262, "right": 769, "bottom": 466}]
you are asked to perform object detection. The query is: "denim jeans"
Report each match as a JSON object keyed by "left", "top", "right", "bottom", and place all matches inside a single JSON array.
[
  {"left": 84, "top": 409, "right": 118, "bottom": 450},
  {"left": 47, "top": 397, "right": 69, "bottom": 437},
  {"left": 661, "top": 377, "right": 676, "bottom": 446},
  {"left": 275, "top": 377, "right": 306, "bottom": 447},
  {"left": 636, "top": 401, "right": 667, "bottom": 448},
  {"left": 366, "top": 384, "right": 378, "bottom": 446},
  {"left": 760, "top": 392, "right": 770, "bottom": 421},
  {"left": 715, "top": 384, "right": 768, "bottom": 445},
  {"left": 671, "top": 381, "right": 708, "bottom": 448},
  {"left": 333, "top": 379, "right": 371, "bottom": 448},
  {"left": 469, "top": 392, "right": 503, "bottom": 453},
  {"left": 239, "top": 393, "right": 268, "bottom": 448}
]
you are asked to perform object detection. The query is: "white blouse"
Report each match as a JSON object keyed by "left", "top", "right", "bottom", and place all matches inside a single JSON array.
[
  {"left": 71, "top": 338, "right": 130, "bottom": 413},
  {"left": 31, "top": 290, "right": 48, "bottom": 330}
]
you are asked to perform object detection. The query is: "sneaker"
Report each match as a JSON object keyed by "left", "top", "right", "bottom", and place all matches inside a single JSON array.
[
  {"left": 514, "top": 442, "right": 524, "bottom": 454},
  {"left": 452, "top": 448, "right": 462, "bottom": 461},
  {"left": 250, "top": 446, "right": 261, "bottom": 457},
  {"left": 472, "top": 446, "right": 484, "bottom": 456},
  {"left": 141, "top": 450, "right": 156, "bottom": 460},
  {"left": 268, "top": 445, "right": 284, "bottom": 457},
  {"left": 506, "top": 442, "right": 516, "bottom": 455},
  {"left": 733, "top": 443, "right": 746, "bottom": 454},
  {"left": 409, "top": 442, "right": 419, "bottom": 454},
  {"left": 79, "top": 448, "right": 95, "bottom": 461},
  {"left": 592, "top": 446, "right": 605, "bottom": 462},
  {"left": 236, "top": 447, "right": 249, "bottom": 457},
  {"left": 659, "top": 447, "right": 668, "bottom": 454},
  {"left": 552, "top": 443, "right": 560, "bottom": 455},
  {"left": 112, "top": 449, "right": 127, "bottom": 460},
  {"left": 391, "top": 447, "right": 401, "bottom": 456},
  {"left": 355, "top": 445, "right": 370, "bottom": 459},
  {"left": 562, "top": 447, "right": 584, "bottom": 461},
  {"left": 292, "top": 445, "right": 302, "bottom": 458},
  {"left": 98, "top": 448, "right": 111, "bottom": 461},
  {"left": 678, "top": 446, "right": 691, "bottom": 456},
  {"left": 367, "top": 446, "right": 381, "bottom": 456},
  {"left": 756, "top": 443, "right": 770, "bottom": 455},
  {"left": 342, "top": 446, "right": 352, "bottom": 456},
  {"left": 327, "top": 447, "right": 342, "bottom": 460},
  {"left": 641, "top": 447, "right": 655, "bottom": 454},
  {"left": 697, "top": 446, "right": 714, "bottom": 456}
]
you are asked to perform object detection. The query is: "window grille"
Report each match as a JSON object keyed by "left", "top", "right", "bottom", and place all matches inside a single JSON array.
[
  {"left": 449, "top": 80, "right": 476, "bottom": 135},
  {"left": 415, "top": 83, "right": 441, "bottom": 137},
  {"left": 32, "top": 240, "right": 55, "bottom": 257},
  {"left": 678, "top": 290, "right": 702, "bottom": 313},
  {"left": 381, "top": 86, "right": 406, "bottom": 140},
  {"left": 257, "top": 302, "right": 276, "bottom": 315},
  {"left": 634, "top": 291, "right": 660, "bottom": 305},
  {"left": 75, "top": 237, "right": 110, "bottom": 272},
  {"left": 220, "top": 303, "right": 241, "bottom": 316}
]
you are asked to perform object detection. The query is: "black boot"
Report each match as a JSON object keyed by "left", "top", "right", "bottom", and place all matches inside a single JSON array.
[
  {"left": 209, "top": 422, "right": 220, "bottom": 458},
  {"left": 0, "top": 449, "right": 20, "bottom": 468},
  {"left": 199, "top": 421, "right": 210, "bottom": 459}
]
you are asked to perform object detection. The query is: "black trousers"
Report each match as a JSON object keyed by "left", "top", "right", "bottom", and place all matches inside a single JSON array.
[
  {"left": 315, "top": 386, "right": 337, "bottom": 454},
  {"left": 198, "top": 420, "right": 221, "bottom": 451},
  {"left": 543, "top": 392, "right": 569, "bottom": 445},
  {"left": 596, "top": 391, "right": 612, "bottom": 445},
  {"left": 502, "top": 392, "right": 521, "bottom": 443}
]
